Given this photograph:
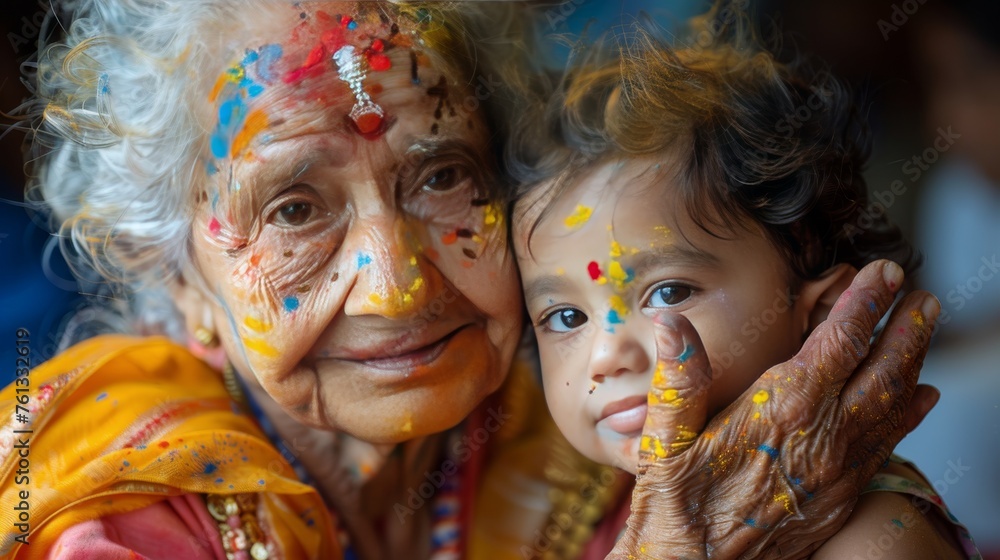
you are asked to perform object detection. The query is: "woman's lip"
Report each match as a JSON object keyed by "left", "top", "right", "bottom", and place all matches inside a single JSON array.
[
  {"left": 345, "top": 326, "right": 466, "bottom": 372},
  {"left": 598, "top": 395, "right": 648, "bottom": 436}
]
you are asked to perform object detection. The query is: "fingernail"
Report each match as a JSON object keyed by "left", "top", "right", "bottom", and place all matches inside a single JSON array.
[
  {"left": 883, "top": 261, "right": 903, "bottom": 291},
  {"left": 920, "top": 387, "right": 941, "bottom": 417},
  {"left": 654, "top": 314, "right": 684, "bottom": 357},
  {"left": 921, "top": 295, "right": 941, "bottom": 322}
]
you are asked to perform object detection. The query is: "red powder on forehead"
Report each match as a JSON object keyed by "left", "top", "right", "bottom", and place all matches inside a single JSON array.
[
  {"left": 587, "top": 261, "right": 602, "bottom": 280},
  {"left": 367, "top": 52, "right": 391, "bottom": 72}
]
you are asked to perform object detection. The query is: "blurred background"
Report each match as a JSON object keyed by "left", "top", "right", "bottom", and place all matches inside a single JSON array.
[{"left": 1, "top": 0, "right": 997, "bottom": 552}]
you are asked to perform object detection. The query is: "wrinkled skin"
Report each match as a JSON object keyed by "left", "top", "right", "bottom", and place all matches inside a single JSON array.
[{"left": 609, "top": 260, "right": 939, "bottom": 559}]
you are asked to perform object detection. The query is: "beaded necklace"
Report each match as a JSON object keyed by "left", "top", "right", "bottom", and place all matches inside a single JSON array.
[{"left": 225, "top": 365, "right": 466, "bottom": 559}]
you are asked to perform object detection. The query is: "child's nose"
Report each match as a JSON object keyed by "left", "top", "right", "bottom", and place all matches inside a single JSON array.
[{"left": 588, "top": 322, "right": 653, "bottom": 384}]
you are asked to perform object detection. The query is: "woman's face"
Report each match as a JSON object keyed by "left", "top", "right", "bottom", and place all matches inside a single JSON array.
[{"left": 182, "top": 3, "right": 522, "bottom": 443}]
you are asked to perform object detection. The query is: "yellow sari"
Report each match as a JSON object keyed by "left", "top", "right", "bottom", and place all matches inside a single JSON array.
[
  {"left": 0, "top": 336, "right": 621, "bottom": 559},
  {"left": 0, "top": 336, "right": 337, "bottom": 559}
]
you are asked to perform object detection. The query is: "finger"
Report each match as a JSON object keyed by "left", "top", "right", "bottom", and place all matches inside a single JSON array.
[
  {"left": 840, "top": 292, "right": 939, "bottom": 442},
  {"left": 903, "top": 384, "right": 940, "bottom": 434},
  {"left": 793, "top": 260, "right": 905, "bottom": 397},
  {"left": 638, "top": 312, "right": 711, "bottom": 469}
]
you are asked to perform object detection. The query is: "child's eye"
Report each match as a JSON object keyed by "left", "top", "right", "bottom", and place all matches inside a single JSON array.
[
  {"left": 646, "top": 283, "right": 693, "bottom": 308},
  {"left": 540, "top": 308, "right": 589, "bottom": 333}
]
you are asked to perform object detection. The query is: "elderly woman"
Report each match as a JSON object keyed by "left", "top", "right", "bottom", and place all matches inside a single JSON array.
[{"left": 1, "top": 1, "right": 940, "bottom": 559}]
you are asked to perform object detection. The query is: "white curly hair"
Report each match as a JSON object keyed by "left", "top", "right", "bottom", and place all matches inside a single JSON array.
[{"left": 24, "top": 0, "right": 540, "bottom": 343}]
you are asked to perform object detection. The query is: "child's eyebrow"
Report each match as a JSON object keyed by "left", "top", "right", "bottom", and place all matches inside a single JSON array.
[
  {"left": 627, "top": 243, "right": 720, "bottom": 278},
  {"left": 523, "top": 275, "right": 572, "bottom": 304}
]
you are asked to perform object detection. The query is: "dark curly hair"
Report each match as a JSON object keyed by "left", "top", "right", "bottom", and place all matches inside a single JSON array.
[{"left": 509, "top": 1, "right": 919, "bottom": 281}]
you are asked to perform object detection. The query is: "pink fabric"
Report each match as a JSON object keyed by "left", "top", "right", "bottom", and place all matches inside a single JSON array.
[{"left": 46, "top": 494, "right": 225, "bottom": 559}]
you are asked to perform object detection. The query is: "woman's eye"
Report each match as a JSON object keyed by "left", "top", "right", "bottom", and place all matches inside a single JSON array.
[
  {"left": 274, "top": 201, "right": 314, "bottom": 226},
  {"left": 542, "top": 308, "right": 589, "bottom": 333},
  {"left": 647, "top": 284, "right": 693, "bottom": 308},
  {"left": 421, "top": 167, "right": 461, "bottom": 193}
]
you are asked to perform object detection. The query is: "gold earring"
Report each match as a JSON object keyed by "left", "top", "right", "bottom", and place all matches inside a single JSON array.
[{"left": 194, "top": 326, "right": 219, "bottom": 348}]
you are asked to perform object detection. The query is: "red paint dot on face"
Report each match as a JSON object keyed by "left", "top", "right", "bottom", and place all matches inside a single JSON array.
[
  {"left": 158, "top": 441, "right": 170, "bottom": 448},
  {"left": 250, "top": 253, "right": 262, "bottom": 267},
  {"left": 898, "top": 327, "right": 906, "bottom": 334},
  {"left": 441, "top": 230, "right": 458, "bottom": 245},
  {"left": 587, "top": 261, "right": 602, "bottom": 280},
  {"left": 208, "top": 217, "right": 221, "bottom": 236},
  {"left": 367, "top": 52, "right": 391, "bottom": 71}
]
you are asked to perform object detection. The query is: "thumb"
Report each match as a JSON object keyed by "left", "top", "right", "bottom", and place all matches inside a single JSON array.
[{"left": 639, "top": 312, "right": 712, "bottom": 471}]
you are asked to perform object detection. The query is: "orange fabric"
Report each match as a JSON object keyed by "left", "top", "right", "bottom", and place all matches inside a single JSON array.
[{"left": 0, "top": 336, "right": 339, "bottom": 559}]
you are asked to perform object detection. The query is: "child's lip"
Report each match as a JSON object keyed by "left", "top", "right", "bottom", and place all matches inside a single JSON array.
[{"left": 598, "top": 395, "right": 648, "bottom": 435}]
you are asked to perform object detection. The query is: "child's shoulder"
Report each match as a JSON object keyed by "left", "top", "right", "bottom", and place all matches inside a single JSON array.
[{"left": 811, "top": 456, "right": 980, "bottom": 560}]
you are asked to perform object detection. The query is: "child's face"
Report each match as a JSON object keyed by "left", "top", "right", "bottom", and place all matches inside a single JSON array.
[{"left": 513, "top": 156, "right": 825, "bottom": 473}]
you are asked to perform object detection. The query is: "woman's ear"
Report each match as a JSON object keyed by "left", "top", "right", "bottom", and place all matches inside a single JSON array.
[
  {"left": 169, "top": 272, "right": 228, "bottom": 369},
  {"left": 795, "top": 263, "right": 859, "bottom": 336}
]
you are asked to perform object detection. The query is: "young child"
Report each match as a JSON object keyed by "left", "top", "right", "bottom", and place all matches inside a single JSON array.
[{"left": 510, "top": 5, "right": 981, "bottom": 558}]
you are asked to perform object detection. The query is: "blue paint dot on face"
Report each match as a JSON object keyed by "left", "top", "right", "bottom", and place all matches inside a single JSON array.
[
  {"left": 347, "top": 20, "right": 358, "bottom": 29},
  {"left": 258, "top": 479, "right": 265, "bottom": 486},
  {"left": 247, "top": 83, "right": 265, "bottom": 98},
  {"left": 868, "top": 301, "right": 877, "bottom": 312},
  {"left": 625, "top": 268, "right": 635, "bottom": 283},
  {"left": 284, "top": 296, "right": 300, "bottom": 312},
  {"left": 203, "top": 462, "right": 218, "bottom": 475},
  {"left": 123, "top": 460, "right": 130, "bottom": 467},
  {"left": 210, "top": 135, "right": 229, "bottom": 159},
  {"left": 96, "top": 392, "right": 108, "bottom": 402},
  {"left": 357, "top": 252, "right": 373, "bottom": 269},
  {"left": 215, "top": 477, "right": 224, "bottom": 484},
  {"left": 242, "top": 49, "right": 260, "bottom": 65},
  {"left": 606, "top": 310, "right": 624, "bottom": 325}
]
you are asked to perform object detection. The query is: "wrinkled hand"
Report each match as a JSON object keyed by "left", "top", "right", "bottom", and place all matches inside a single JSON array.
[{"left": 609, "top": 260, "right": 941, "bottom": 559}]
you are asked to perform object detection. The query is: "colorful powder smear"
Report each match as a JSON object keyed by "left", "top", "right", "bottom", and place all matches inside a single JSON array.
[
  {"left": 564, "top": 204, "right": 593, "bottom": 229},
  {"left": 209, "top": 45, "right": 283, "bottom": 162}
]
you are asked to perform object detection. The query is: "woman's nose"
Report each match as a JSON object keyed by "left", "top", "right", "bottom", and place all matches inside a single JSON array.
[
  {"left": 588, "top": 320, "right": 653, "bottom": 384},
  {"left": 342, "top": 214, "right": 437, "bottom": 320}
]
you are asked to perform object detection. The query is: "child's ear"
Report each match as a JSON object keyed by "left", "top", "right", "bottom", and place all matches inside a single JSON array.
[{"left": 796, "top": 263, "right": 859, "bottom": 335}]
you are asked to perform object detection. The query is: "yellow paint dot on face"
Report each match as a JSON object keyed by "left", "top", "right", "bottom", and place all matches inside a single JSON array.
[
  {"left": 243, "top": 337, "right": 279, "bottom": 358},
  {"left": 243, "top": 316, "right": 272, "bottom": 333},
  {"left": 555, "top": 267, "right": 565, "bottom": 276},
  {"left": 607, "top": 260, "right": 628, "bottom": 285},
  {"left": 609, "top": 240, "right": 623, "bottom": 258},
  {"left": 401, "top": 416, "right": 412, "bottom": 433},
  {"left": 368, "top": 293, "right": 383, "bottom": 305},
  {"left": 753, "top": 411, "right": 761, "bottom": 420},
  {"left": 608, "top": 294, "right": 629, "bottom": 317},
  {"left": 409, "top": 256, "right": 417, "bottom": 266},
  {"left": 483, "top": 203, "right": 501, "bottom": 226},
  {"left": 563, "top": 204, "right": 594, "bottom": 229},
  {"left": 752, "top": 390, "right": 770, "bottom": 405},
  {"left": 910, "top": 309, "right": 925, "bottom": 327}
]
